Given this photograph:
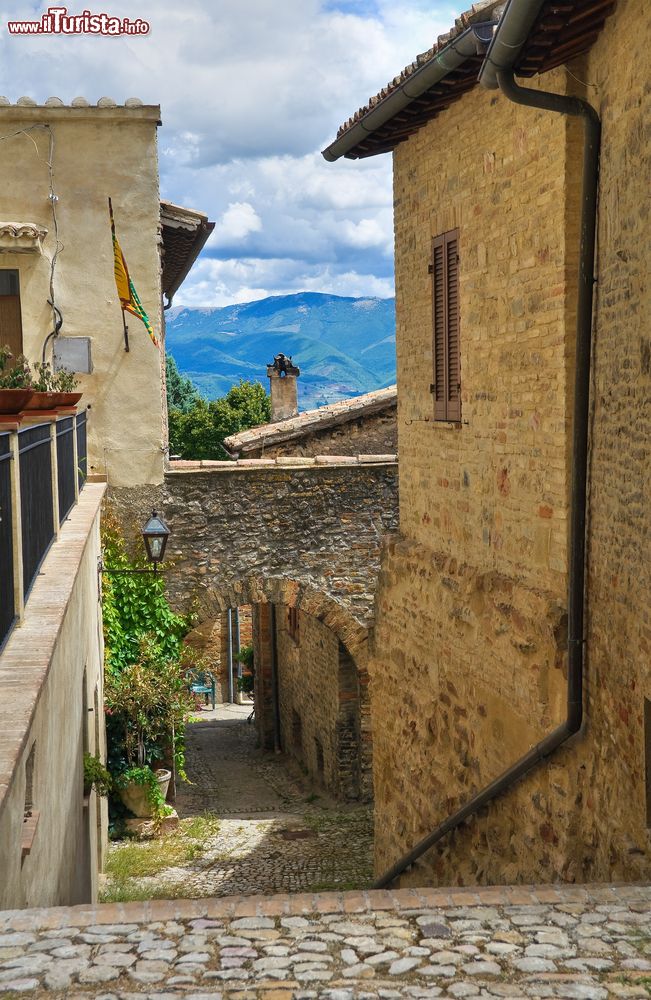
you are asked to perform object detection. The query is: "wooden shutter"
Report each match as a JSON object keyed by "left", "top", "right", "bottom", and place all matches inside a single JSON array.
[
  {"left": 431, "top": 230, "right": 460, "bottom": 422},
  {"left": 0, "top": 270, "right": 23, "bottom": 360}
]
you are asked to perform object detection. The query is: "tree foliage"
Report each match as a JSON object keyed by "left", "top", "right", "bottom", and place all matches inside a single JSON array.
[
  {"left": 168, "top": 378, "right": 271, "bottom": 461},
  {"left": 165, "top": 353, "right": 201, "bottom": 413}
]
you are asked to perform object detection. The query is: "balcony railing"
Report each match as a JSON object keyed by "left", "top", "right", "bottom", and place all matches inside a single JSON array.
[{"left": 0, "top": 409, "right": 88, "bottom": 651}]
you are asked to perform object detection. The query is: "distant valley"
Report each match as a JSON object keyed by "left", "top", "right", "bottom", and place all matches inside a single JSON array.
[{"left": 166, "top": 292, "right": 396, "bottom": 410}]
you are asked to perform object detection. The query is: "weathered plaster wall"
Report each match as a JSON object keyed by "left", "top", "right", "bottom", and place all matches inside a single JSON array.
[
  {"left": 370, "top": 70, "right": 586, "bottom": 885},
  {"left": 0, "top": 104, "right": 164, "bottom": 487},
  {"left": 0, "top": 484, "right": 106, "bottom": 909}
]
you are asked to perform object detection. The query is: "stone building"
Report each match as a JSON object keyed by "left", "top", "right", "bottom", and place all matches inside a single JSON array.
[
  {"left": 325, "top": 0, "right": 650, "bottom": 885},
  {"left": 225, "top": 353, "right": 397, "bottom": 460},
  {"left": 224, "top": 384, "right": 398, "bottom": 460}
]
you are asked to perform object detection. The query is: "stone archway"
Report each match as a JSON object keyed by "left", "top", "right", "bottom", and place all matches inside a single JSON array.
[{"left": 191, "top": 576, "right": 373, "bottom": 804}]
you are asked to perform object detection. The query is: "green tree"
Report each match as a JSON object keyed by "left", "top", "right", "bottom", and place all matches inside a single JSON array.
[
  {"left": 169, "top": 379, "right": 271, "bottom": 461},
  {"left": 165, "top": 353, "right": 201, "bottom": 413}
]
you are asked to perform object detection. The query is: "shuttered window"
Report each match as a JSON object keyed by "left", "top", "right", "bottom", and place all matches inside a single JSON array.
[{"left": 430, "top": 230, "right": 461, "bottom": 422}]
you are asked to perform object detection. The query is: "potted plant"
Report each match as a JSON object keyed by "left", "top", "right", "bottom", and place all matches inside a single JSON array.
[
  {"left": 105, "top": 637, "right": 193, "bottom": 820},
  {"left": 83, "top": 752, "right": 113, "bottom": 797},
  {"left": 24, "top": 360, "right": 60, "bottom": 411},
  {"left": 53, "top": 367, "right": 83, "bottom": 408},
  {"left": 0, "top": 345, "right": 33, "bottom": 414}
]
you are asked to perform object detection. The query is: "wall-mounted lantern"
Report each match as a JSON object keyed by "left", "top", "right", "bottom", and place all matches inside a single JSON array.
[
  {"left": 99, "top": 509, "right": 171, "bottom": 583},
  {"left": 141, "top": 510, "right": 170, "bottom": 568}
]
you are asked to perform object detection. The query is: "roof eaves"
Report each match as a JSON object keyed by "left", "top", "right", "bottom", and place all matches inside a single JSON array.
[{"left": 322, "top": 1, "right": 500, "bottom": 161}]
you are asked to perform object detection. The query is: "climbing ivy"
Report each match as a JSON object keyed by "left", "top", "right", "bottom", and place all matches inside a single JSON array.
[{"left": 101, "top": 509, "right": 193, "bottom": 677}]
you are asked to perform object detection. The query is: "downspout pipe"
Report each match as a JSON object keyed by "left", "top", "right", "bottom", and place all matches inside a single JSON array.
[
  {"left": 374, "top": 71, "right": 600, "bottom": 889},
  {"left": 478, "top": 0, "right": 546, "bottom": 90}
]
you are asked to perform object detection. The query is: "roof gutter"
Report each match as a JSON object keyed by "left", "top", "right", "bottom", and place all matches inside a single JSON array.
[
  {"left": 478, "top": 0, "right": 546, "bottom": 89},
  {"left": 322, "top": 22, "right": 495, "bottom": 162},
  {"left": 374, "top": 5, "right": 600, "bottom": 890}
]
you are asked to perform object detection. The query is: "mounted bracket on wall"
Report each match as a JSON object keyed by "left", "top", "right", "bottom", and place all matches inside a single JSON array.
[{"left": 53, "top": 337, "right": 93, "bottom": 374}]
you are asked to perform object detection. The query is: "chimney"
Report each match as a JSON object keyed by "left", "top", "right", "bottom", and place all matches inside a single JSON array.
[{"left": 267, "top": 353, "right": 300, "bottom": 422}]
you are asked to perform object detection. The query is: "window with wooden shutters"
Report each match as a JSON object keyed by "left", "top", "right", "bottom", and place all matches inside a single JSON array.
[
  {"left": 0, "top": 270, "right": 23, "bottom": 361},
  {"left": 430, "top": 230, "right": 461, "bottom": 422}
]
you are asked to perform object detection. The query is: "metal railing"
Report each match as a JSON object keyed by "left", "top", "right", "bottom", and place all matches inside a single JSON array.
[
  {"left": 76, "top": 409, "right": 87, "bottom": 491},
  {"left": 0, "top": 432, "right": 15, "bottom": 650},
  {"left": 56, "top": 416, "right": 76, "bottom": 523},
  {"left": 0, "top": 409, "right": 88, "bottom": 648},
  {"left": 19, "top": 423, "right": 54, "bottom": 599}
]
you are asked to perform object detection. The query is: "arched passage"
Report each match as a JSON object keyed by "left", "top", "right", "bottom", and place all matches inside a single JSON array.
[{"left": 188, "top": 576, "right": 373, "bottom": 804}]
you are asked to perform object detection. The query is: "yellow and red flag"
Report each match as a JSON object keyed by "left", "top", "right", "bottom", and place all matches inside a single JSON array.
[{"left": 109, "top": 197, "right": 159, "bottom": 349}]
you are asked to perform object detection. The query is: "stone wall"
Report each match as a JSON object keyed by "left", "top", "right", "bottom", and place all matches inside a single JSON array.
[
  {"left": 577, "top": 0, "right": 651, "bottom": 879},
  {"left": 109, "top": 459, "right": 398, "bottom": 632},
  {"left": 0, "top": 485, "right": 106, "bottom": 909},
  {"left": 369, "top": 67, "right": 587, "bottom": 885},
  {"left": 370, "top": 1, "right": 651, "bottom": 889},
  {"left": 244, "top": 409, "right": 397, "bottom": 459},
  {"left": 275, "top": 606, "right": 372, "bottom": 801}
]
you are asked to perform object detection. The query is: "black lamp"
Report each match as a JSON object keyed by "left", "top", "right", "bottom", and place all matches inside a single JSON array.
[{"left": 141, "top": 510, "right": 170, "bottom": 568}]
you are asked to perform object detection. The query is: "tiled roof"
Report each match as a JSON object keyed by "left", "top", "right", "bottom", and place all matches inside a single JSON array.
[
  {"left": 335, "top": 2, "right": 498, "bottom": 141},
  {"left": 328, "top": 0, "right": 616, "bottom": 159},
  {"left": 224, "top": 385, "right": 397, "bottom": 457}
]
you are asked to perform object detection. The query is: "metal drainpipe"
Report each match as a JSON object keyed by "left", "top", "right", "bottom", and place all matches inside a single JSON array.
[
  {"left": 270, "top": 605, "right": 282, "bottom": 753},
  {"left": 373, "top": 70, "right": 600, "bottom": 889},
  {"left": 227, "top": 608, "right": 234, "bottom": 704}
]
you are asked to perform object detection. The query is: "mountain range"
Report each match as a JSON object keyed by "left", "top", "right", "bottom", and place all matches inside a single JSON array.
[{"left": 166, "top": 292, "right": 396, "bottom": 410}]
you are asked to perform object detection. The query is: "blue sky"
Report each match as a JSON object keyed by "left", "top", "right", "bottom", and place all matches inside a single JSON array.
[{"left": 0, "top": 0, "right": 458, "bottom": 306}]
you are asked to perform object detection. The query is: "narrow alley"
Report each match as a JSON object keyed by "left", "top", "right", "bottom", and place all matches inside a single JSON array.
[{"left": 100, "top": 705, "right": 374, "bottom": 903}]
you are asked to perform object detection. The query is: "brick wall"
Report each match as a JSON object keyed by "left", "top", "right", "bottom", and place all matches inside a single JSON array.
[
  {"left": 371, "top": 1, "right": 651, "bottom": 888},
  {"left": 370, "top": 67, "right": 589, "bottom": 884},
  {"left": 578, "top": 0, "right": 651, "bottom": 879}
]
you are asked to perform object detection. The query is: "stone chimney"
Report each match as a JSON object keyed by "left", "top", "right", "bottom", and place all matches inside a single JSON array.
[{"left": 267, "top": 353, "right": 300, "bottom": 422}]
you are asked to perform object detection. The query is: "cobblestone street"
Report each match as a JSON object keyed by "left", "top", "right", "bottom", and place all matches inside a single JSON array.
[
  {"left": 101, "top": 705, "right": 373, "bottom": 902},
  {"left": 1, "top": 884, "right": 650, "bottom": 997}
]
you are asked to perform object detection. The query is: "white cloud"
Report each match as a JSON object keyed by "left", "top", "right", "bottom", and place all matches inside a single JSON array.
[
  {"left": 211, "top": 202, "right": 262, "bottom": 245},
  {"left": 0, "top": 0, "right": 458, "bottom": 304}
]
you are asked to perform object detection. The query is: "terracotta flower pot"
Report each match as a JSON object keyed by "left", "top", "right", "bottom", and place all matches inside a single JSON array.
[
  {"left": 55, "top": 392, "right": 83, "bottom": 408},
  {"left": 0, "top": 388, "right": 33, "bottom": 414},
  {"left": 118, "top": 769, "right": 171, "bottom": 819},
  {"left": 24, "top": 391, "right": 61, "bottom": 411}
]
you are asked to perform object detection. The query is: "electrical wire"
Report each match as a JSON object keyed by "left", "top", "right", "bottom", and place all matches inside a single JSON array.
[{"left": 0, "top": 124, "right": 63, "bottom": 358}]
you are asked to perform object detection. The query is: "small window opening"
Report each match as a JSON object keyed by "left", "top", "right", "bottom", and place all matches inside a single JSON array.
[
  {"left": 24, "top": 742, "right": 35, "bottom": 819},
  {"left": 288, "top": 606, "right": 299, "bottom": 643}
]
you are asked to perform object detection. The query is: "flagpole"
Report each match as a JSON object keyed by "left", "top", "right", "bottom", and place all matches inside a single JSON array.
[{"left": 121, "top": 309, "right": 130, "bottom": 352}]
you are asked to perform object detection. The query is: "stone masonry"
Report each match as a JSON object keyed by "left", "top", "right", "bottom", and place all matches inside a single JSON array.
[
  {"left": 275, "top": 606, "right": 372, "bottom": 802},
  {"left": 367, "top": 0, "right": 651, "bottom": 890},
  {"left": 225, "top": 387, "right": 398, "bottom": 460},
  {"left": 110, "top": 458, "right": 398, "bottom": 649},
  {"left": 0, "top": 883, "right": 650, "bottom": 997}
]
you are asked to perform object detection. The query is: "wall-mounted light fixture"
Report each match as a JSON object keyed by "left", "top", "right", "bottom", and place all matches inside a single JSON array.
[{"left": 99, "top": 509, "right": 171, "bottom": 582}]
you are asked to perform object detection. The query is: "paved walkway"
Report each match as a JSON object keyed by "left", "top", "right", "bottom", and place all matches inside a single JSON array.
[
  {"left": 101, "top": 705, "right": 373, "bottom": 901},
  {"left": 0, "top": 883, "right": 650, "bottom": 997}
]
